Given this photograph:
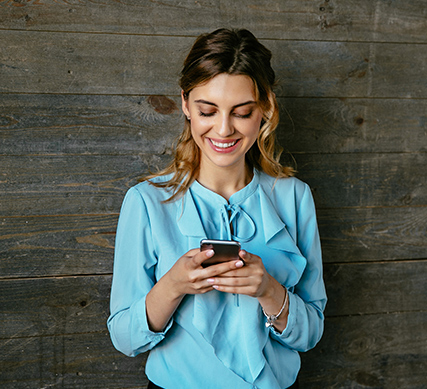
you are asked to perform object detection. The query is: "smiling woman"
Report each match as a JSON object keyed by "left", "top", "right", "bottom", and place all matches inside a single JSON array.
[{"left": 107, "top": 28, "right": 327, "bottom": 389}]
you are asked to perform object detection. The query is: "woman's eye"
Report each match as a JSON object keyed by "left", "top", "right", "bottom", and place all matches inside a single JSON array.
[
  {"left": 234, "top": 111, "right": 253, "bottom": 119},
  {"left": 199, "top": 111, "right": 215, "bottom": 117}
]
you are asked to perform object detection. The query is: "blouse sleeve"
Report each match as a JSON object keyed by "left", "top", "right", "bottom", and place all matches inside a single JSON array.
[
  {"left": 269, "top": 184, "right": 327, "bottom": 352},
  {"left": 107, "top": 187, "right": 173, "bottom": 357}
]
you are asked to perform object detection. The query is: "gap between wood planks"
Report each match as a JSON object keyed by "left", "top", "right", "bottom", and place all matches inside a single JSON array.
[
  {"left": 1, "top": 26, "right": 427, "bottom": 46},
  {"left": 2, "top": 90, "right": 427, "bottom": 100},
  {"left": 0, "top": 329, "right": 109, "bottom": 342},
  {"left": 325, "top": 309, "right": 427, "bottom": 319},
  {"left": 1, "top": 310, "right": 425, "bottom": 343},
  {"left": 0, "top": 258, "right": 426, "bottom": 282},
  {"left": 0, "top": 273, "right": 114, "bottom": 282}
]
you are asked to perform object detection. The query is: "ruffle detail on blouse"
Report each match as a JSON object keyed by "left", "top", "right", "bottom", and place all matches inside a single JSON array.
[{"left": 258, "top": 185, "right": 307, "bottom": 287}]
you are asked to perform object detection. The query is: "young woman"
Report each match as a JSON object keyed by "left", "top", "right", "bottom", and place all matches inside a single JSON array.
[{"left": 107, "top": 28, "right": 327, "bottom": 389}]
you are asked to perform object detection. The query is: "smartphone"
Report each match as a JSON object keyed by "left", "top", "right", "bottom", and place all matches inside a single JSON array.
[{"left": 200, "top": 239, "right": 241, "bottom": 268}]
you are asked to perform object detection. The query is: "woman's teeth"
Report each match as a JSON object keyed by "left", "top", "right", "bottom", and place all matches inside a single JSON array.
[{"left": 211, "top": 140, "right": 237, "bottom": 148}]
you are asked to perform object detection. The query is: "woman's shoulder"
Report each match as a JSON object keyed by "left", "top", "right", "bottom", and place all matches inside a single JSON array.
[
  {"left": 126, "top": 174, "right": 175, "bottom": 203},
  {"left": 257, "top": 170, "right": 309, "bottom": 195}
]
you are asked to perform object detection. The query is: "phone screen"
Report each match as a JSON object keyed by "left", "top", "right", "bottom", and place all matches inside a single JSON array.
[{"left": 200, "top": 239, "right": 241, "bottom": 268}]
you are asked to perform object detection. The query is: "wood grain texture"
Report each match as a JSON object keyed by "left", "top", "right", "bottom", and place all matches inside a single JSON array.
[
  {"left": 1, "top": 261, "right": 425, "bottom": 340},
  {"left": 0, "top": 154, "right": 171, "bottom": 216},
  {"left": 1, "top": 31, "right": 426, "bottom": 98},
  {"left": 318, "top": 206, "right": 427, "bottom": 263},
  {"left": 279, "top": 97, "right": 427, "bottom": 154},
  {"left": 1, "top": 94, "right": 426, "bottom": 156},
  {"left": 0, "top": 332, "right": 148, "bottom": 389},
  {"left": 1, "top": 0, "right": 426, "bottom": 43},
  {"left": 1, "top": 269, "right": 426, "bottom": 387},
  {"left": 323, "top": 260, "right": 427, "bottom": 316},
  {"left": 1, "top": 207, "right": 426, "bottom": 279},
  {"left": 1, "top": 152, "right": 424, "bottom": 217},
  {"left": 0, "top": 94, "right": 182, "bottom": 156},
  {"left": 300, "top": 311, "right": 427, "bottom": 388},
  {"left": 1, "top": 310, "right": 425, "bottom": 388},
  {"left": 1, "top": 313, "right": 425, "bottom": 388},
  {"left": 0, "top": 214, "right": 118, "bottom": 278},
  {"left": 295, "top": 152, "right": 426, "bottom": 208},
  {"left": 0, "top": 275, "right": 111, "bottom": 339}
]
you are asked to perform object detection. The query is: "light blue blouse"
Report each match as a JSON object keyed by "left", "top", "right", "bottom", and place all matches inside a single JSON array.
[{"left": 107, "top": 170, "right": 327, "bottom": 389}]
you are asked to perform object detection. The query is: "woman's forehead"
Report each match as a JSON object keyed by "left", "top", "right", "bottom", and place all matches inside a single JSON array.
[{"left": 189, "top": 74, "right": 257, "bottom": 105}]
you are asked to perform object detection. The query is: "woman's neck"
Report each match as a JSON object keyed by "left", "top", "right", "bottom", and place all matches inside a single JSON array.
[{"left": 196, "top": 162, "right": 253, "bottom": 201}]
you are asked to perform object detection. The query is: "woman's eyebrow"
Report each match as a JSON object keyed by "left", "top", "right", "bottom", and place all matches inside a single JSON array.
[{"left": 194, "top": 99, "right": 257, "bottom": 108}]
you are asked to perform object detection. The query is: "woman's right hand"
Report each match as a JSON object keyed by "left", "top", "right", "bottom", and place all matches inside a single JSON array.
[
  {"left": 146, "top": 248, "right": 243, "bottom": 332},
  {"left": 165, "top": 248, "right": 244, "bottom": 298}
]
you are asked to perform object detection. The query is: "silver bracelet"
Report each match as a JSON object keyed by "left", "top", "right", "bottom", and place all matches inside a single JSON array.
[{"left": 262, "top": 286, "right": 288, "bottom": 328}]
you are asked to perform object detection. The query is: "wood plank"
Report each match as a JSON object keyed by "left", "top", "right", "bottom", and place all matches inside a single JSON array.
[
  {"left": 279, "top": 97, "right": 427, "bottom": 154},
  {"left": 1, "top": 207, "right": 426, "bottom": 278},
  {"left": 1, "top": 152, "right": 425, "bottom": 217},
  {"left": 295, "top": 152, "right": 427, "bottom": 208},
  {"left": 300, "top": 311, "right": 427, "bottom": 388},
  {"left": 1, "top": 261, "right": 426, "bottom": 340},
  {"left": 0, "top": 275, "right": 112, "bottom": 339},
  {"left": 1, "top": 94, "right": 426, "bottom": 156},
  {"left": 0, "top": 214, "right": 117, "bottom": 278},
  {"left": 370, "top": 42, "right": 427, "bottom": 98},
  {"left": 1, "top": 0, "right": 426, "bottom": 43},
  {"left": 0, "top": 331, "right": 148, "bottom": 388},
  {"left": 0, "top": 154, "right": 171, "bottom": 216},
  {"left": 318, "top": 206, "right": 427, "bottom": 264},
  {"left": 0, "top": 94, "right": 182, "bottom": 156},
  {"left": 270, "top": 39, "right": 427, "bottom": 99},
  {"left": 1, "top": 31, "right": 427, "bottom": 98},
  {"left": 323, "top": 260, "right": 427, "bottom": 317},
  {"left": 0, "top": 31, "right": 189, "bottom": 96}
]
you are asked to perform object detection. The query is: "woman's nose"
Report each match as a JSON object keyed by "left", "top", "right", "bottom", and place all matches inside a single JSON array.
[{"left": 216, "top": 115, "right": 234, "bottom": 137}]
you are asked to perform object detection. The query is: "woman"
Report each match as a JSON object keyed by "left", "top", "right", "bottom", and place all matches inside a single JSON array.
[{"left": 108, "top": 28, "right": 327, "bottom": 389}]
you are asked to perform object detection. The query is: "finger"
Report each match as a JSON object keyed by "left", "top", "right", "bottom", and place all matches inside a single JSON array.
[
  {"left": 212, "top": 284, "right": 258, "bottom": 296},
  {"left": 192, "top": 249, "right": 215, "bottom": 267},
  {"left": 186, "top": 248, "right": 201, "bottom": 257},
  {"left": 204, "top": 258, "right": 244, "bottom": 276},
  {"left": 239, "top": 250, "right": 253, "bottom": 262},
  {"left": 192, "top": 282, "right": 215, "bottom": 294},
  {"left": 208, "top": 276, "right": 250, "bottom": 288}
]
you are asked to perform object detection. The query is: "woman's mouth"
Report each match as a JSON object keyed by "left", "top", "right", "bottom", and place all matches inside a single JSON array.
[{"left": 208, "top": 138, "right": 241, "bottom": 153}]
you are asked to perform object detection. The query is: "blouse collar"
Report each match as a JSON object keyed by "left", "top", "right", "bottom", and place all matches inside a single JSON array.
[{"left": 177, "top": 170, "right": 260, "bottom": 240}]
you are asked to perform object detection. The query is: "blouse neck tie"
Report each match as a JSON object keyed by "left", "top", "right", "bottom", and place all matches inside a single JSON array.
[{"left": 221, "top": 203, "right": 256, "bottom": 243}]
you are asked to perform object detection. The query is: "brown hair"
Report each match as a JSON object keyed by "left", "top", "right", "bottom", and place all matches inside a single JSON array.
[{"left": 144, "top": 28, "right": 294, "bottom": 201}]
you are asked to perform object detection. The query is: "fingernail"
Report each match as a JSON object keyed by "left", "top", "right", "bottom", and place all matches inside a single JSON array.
[
  {"left": 235, "top": 260, "right": 244, "bottom": 268},
  {"left": 207, "top": 278, "right": 214, "bottom": 284},
  {"left": 205, "top": 250, "right": 214, "bottom": 257}
]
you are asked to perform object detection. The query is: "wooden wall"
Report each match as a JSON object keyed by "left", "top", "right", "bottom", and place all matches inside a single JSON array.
[{"left": 1, "top": 1, "right": 426, "bottom": 388}]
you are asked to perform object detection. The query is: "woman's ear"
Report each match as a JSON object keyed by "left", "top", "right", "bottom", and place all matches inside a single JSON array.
[{"left": 181, "top": 90, "right": 190, "bottom": 118}]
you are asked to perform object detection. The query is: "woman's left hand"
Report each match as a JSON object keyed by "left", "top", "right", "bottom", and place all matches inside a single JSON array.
[
  {"left": 208, "top": 250, "right": 289, "bottom": 331},
  {"left": 207, "top": 250, "right": 271, "bottom": 298}
]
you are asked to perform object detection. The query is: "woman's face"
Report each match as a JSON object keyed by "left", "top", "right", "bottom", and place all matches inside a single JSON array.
[{"left": 182, "top": 73, "right": 263, "bottom": 175}]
